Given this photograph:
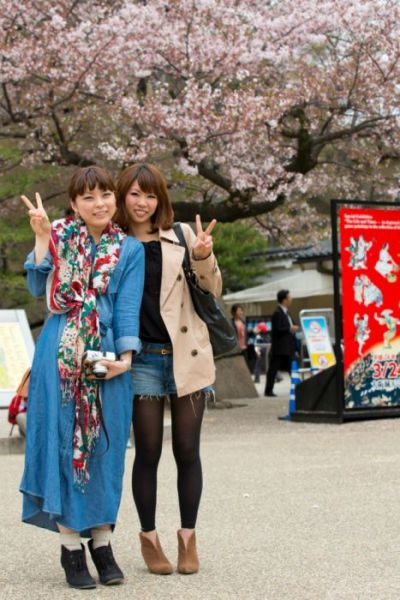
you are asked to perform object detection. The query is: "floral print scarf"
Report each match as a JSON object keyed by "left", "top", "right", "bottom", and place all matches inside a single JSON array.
[{"left": 48, "top": 217, "right": 125, "bottom": 487}]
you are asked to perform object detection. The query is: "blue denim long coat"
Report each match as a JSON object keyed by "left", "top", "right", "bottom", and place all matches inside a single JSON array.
[{"left": 19, "top": 236, "right": 144, "bottom": 536}]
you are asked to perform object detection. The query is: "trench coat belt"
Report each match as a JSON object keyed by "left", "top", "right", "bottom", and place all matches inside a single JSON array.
[{"left": 143, "top": 346, "right": 173, "bottom": 355}]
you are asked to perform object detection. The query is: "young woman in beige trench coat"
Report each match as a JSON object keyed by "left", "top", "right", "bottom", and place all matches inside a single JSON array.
[{"left": 115, "top": 163, "right": 222, "bottom": 576}]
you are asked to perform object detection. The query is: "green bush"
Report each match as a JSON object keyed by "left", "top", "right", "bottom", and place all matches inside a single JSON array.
[{"left": 212, "top": 222, "right": 268, "bottom": 292}]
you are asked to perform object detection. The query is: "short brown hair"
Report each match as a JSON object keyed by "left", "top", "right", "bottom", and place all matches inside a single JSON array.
[
  {"left": 115, "top": 163, "right": 174, "bottom": 232},
  {"left": 68, "top": 166, "right": 115, "bottom": 202}
]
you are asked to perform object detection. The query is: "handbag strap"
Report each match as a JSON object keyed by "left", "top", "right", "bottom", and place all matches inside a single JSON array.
[{"left": 173, "top": 222, "right": 192, "bottom": 275}]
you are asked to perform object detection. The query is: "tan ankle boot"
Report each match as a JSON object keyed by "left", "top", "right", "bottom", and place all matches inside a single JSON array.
[
  {"left": 139, "top": 532, "right": 173, "bottom": 575},
  {"left": 177, "top": 529, "right": 199, "bottom": 574}
]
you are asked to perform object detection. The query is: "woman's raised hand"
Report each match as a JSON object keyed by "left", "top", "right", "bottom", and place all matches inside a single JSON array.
[
  {"left": 21, "top": 193, "right": 51, "bottom": 238},
  {"left": 192, "top": 214, "right": 217, "bottom": 260}
]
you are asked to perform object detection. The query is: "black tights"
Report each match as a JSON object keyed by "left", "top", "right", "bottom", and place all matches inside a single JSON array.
[{"left": 131, "top": 392, "right": 206, "bottom": 532}]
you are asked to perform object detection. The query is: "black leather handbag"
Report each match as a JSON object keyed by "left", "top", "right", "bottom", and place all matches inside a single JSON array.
[{"left": 173, "top": 224, "right": 238, "bottom": 358}]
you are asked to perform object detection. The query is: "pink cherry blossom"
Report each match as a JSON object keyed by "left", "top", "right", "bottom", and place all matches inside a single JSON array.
[{"left": 1, "top": 0, "right": 399, "bottom": 236}]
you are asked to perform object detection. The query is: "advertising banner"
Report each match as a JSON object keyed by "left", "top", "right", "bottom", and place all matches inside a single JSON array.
[
  {"left": 300, "top": 316, "right": 336, "bottom": 370},
  {"left": 340, "top": 207, "right": 400, "bottom": 409}
]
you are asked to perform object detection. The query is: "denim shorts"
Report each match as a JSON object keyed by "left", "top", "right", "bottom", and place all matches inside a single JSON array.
[{"left": 132, "top": 342, "right": 213, "bottom": 397}]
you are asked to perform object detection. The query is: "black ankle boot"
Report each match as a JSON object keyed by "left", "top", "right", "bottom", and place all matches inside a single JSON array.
[
  {"left": 88, "top": 540, "right": 124, "bottom": 585},
  {"left": 60, "top": 544, "right": 96, "bottom": 589}
]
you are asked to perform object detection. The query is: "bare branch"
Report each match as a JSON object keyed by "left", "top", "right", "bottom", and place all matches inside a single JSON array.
[
  {"left": 1, "top": 83, "right": 16, "bottom": 122},
  {"left": 313, "top": 115, "right": 392, "bottom": 146},
  {"left": 173, "top": 193, "right": 285, "bottom": 222},
  {"left": 0, "top": 131, "right": 27, "bottom": 139}
]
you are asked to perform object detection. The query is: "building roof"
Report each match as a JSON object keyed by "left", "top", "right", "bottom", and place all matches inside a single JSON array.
[
  {"left": 223, "top": 268, "right": 333, "bottom": 303},
  {"left": 250, "top": 239, "right": 332, "bottom": 263}
]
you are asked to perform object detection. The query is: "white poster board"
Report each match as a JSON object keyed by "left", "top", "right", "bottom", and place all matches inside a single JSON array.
[{"left": 0, "top": 310, "right": 35, "bottom": 408}]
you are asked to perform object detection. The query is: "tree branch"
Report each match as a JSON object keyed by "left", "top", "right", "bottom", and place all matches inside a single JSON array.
[
  {"left": 172, "top": 194, "right": 285, "bottom": 222},
  {"left": 196, "top": 160, "right": 236, "bottom": 194},
  {"left": 49, "top": 108, "right": 94, "bottom": 166},
  {"left": 0, "top": 131, "right": 27, "bottom": 139},
  {"left": 1, "top": 83, "right": 17, "bottom": 122},
  {"left": 313, "top": 115, "right": 392, "bottom": 146},
  {"left": 52, "top": 40, "right": 115, "bottom": 109}
]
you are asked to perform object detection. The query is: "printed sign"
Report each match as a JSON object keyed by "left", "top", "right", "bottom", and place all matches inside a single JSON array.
[
  {"left": 340, "top": 207, "right": 400, "bottom": 409},
  {"left": 301, "top": 316, "right": 336, "bottom": 370},
  {"left": 0, "top": 310, "right": 34, "bottom": 407},
  {"left": 0, "top": 323, "right": 31, "bottom": 390}
]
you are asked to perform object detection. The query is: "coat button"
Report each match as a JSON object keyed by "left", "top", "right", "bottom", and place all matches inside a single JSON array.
[
  {"left": 181, "top": 326, "right": 188, "bottom": 333},
  {"left": 191, "top": 349, "right": 198, "bottom": 357},
  {"left": 177, "top": 274, "right": 183, "bottom": 281}
]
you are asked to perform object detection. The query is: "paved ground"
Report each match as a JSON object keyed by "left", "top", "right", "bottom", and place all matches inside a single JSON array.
[{"left": 1, "top": 375, "right": 400, "bottom": 599}]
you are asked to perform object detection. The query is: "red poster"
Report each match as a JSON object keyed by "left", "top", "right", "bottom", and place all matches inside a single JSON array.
[{"left": 340, "top": 207, "right": 400, "bottom": 408}]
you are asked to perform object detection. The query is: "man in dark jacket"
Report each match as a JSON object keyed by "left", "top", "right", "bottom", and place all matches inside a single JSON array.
[{"left": 264, "top": 289, "right": 299, "bottom": 397}]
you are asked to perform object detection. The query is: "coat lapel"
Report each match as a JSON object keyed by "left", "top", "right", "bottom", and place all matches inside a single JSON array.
[{"left": 160, "top": 227, "right": 185, "bottom": 308}]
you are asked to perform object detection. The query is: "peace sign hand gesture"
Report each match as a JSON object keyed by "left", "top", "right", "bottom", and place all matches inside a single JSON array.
[
  {"left": 21, "top": 193, "right": 51, "bottom": 238},
  {"left": 192, "top": 214, "right": 217, "bottom": 260}
]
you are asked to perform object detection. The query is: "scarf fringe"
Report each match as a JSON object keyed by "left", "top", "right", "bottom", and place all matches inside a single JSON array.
[{"left": 73, "top": 466, "right": 90, "bottom": 491}]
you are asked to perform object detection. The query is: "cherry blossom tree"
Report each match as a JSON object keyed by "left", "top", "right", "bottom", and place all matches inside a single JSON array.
[{"left": 1, "top": 0, "right": 399, "bottom": 229}]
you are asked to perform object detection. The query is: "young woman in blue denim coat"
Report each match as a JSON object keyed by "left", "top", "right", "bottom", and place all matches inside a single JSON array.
[
  {"left": 115, "top": 163, "right": 222, "bottom": 576},
  {"left": 19, "top": 167, "right": 144, "bottom": 589}
]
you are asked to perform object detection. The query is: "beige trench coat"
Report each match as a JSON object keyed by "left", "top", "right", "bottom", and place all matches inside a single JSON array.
[{"left": 158, "top": 223, "right": 222, "bottom": 397}]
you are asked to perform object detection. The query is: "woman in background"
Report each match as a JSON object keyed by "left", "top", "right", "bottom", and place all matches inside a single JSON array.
[{"left": 231, "top": 304, "right": 255, "bottom": 372}]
